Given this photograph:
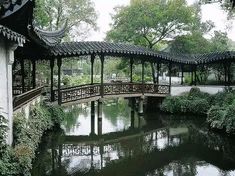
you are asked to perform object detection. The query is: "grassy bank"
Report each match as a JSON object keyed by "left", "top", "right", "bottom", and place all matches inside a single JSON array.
[
  {"left": 161, "top": 87, "right": 235, "bottom": 134},
  {"left": 0, "top": 103, "right": 65, "bottom": 176}
]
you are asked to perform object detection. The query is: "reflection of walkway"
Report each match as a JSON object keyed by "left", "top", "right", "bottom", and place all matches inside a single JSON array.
[
  {"left": 62, "top": 127, "right": 172, "bottom": 157},
  {"left": 58, "top": 125, "right": 235, "bottom": 175},
  {"left": 96, "top": 143, "right": 235, "bottom": 176}
]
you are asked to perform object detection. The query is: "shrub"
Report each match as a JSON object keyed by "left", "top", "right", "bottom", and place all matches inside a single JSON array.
[
  {"left": 188, "top": 87, "right": 211, "bottom": 102},
  {"left": 207, "top": 104, "right": 235, "bottom": 134},
  {"left": 189, "top": 98, "right": 210, "bottom": 115},
  {"left": 179, "top": 99, "right": 191, "bottom": 113},
  {"left": 0, "top": 103, "right": 65, "bottom": 176},
  {"left": 161, "top": 91, "right": 210, "bottom": 115},
  {"left": 62, "top": 75, "right": 72, "bottom": 86},
  {"left": 207, "top": 106, "right": 226, "bottom": 130},
  {"left": 161, "top": 96, "right": 182, "bottom": 113},
  {"left": 224, "top": 104, "right": 235, "bottom": 133},
  {"left": 47, "top": 104, "right": 65, "bottom": 125},
  {"left": 0, "top": 115, "right": 8, "bottom": 154},
  {"left": 188, "top": 87, "right": 201, "bottom": 97}
]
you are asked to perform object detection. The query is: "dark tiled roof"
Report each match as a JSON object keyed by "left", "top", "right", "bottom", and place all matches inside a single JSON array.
[
  {"left": 0, "top": 24, "right": 25, "bottom": 45},
  {"left": 49, "top": 41, "right": 235, "bottom": 65},
  {"left": 0, "top": 0, "right": 29, "bottom": 19},
  {"left": 49, "top": 41, "right": 196, "bottom": 64},
  {"left": 30, "top": 22, "right": 67, "bottom": 47}
]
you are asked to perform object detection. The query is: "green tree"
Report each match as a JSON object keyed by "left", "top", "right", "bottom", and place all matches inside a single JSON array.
[
  {"left": 34, "top": 0, "right": 98, "bottom": 40},
  {"left": 210, "top": 31, "right": 231, "bottom": 51},
  {"left": 170, "top": 32, "right": 212, "bottom": 54},
  {"left": 209, "top": 31, "right": 232, "bottom": 82},
  {"left": 107, "top": 0, "right": 197, "bottom": 48},
  {"left": 106, "top": 0, "right": 201, "bottom": 83}
]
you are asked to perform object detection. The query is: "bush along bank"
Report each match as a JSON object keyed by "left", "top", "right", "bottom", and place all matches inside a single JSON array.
[
  {"left": 0, "top": 103, "right": 65, "bottom": 176},
  {"left": 161, "top": 87, "right": 235, "bottom": 134},
  {"left": 161, "top": 87, "right": 211, "bottom": 115}
]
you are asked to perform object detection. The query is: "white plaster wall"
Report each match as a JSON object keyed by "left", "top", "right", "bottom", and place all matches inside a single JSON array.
[
  {"left": 0, "top": 39, "right": 8, "bottom": 118},
  {"left": 159, "top": 76, "right": 184, "bottom": 85},
  {"left": 14, "top": 96, "right": 42, "bottom": 120},
  {"left": 171, "top": 86, "right": 233, "bottom": 96},
  {"left": 0, "top": 38, "right": 17, "bottom": 145}
]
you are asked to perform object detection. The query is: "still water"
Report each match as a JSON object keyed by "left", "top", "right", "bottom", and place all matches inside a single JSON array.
[{"left": 32, "top": 98, "right": 235, "bottom": 176}]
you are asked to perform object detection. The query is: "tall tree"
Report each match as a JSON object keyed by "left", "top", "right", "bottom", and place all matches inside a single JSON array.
[
  {"left": 106, "top": 0, "right": 201, "bottom": 83},
  {"left": 170, "top": 32, "right": 212, "bottom": 54},
  {"left": 107, "top": 0, "right": 197, "bottom": 48},
  {"left": 34, "top": 0, "right": 98, "bottom": 40}
]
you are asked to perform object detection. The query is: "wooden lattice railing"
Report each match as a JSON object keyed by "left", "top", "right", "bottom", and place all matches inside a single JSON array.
[
  {"left": 13, "top": 87, "right": 44, "bottom": 111},
  {"left": 54, "top": 83, "right": 170, "bottom": 104},
  {"left": 13, "top": 86, "right": 33, "bottom": 96}
]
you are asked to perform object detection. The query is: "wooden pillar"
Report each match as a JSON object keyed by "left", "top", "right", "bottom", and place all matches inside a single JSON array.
[
  {"left": 224, "top": 63, "right": 227, "bottom": 85},
  {"left": 181, "top": 64, "right": 184, "bottom": 85},
  {"left": 131, "top": 110, "right": 135, "bottom": 129},
  {"left": 138, "top": 95, "right": 144, "bottom": 115},
  {"left": 169, "top": 63, "right": 172, "bottom": 87},
  {"left": 58, "top": 145, "right": 62, "bottom": 168},
  {"left": 191, "top": 65, "right": 194, "bottom": 85},
  {"left": 90, "top": 55, "right": 95, "bottom": 134},
  {"left": 20, "top": 59, "right": 25, "bottom": 93},
  {"left": 32, "top": 60, "right": 36, "bottom": 89},
  {"left": 57, "top": 58, "right": 62, "bottom": 105},
  {"left": 228, "top": 62, "right": 231, "bottom": 86},
  {"left": 97, "top": 99, "right": 102, "bottom": 136},
  {"left": 141, "top": 60, "right": 145, "bottom": 94},
  {"left": 50, "top": 59, "right": 55, "bottom": 102},
  {"left": 91, "top": 54, "right": 95, "bottom": 84},
  {"left": 90, "top": 144, "right": 94, "bottom": 169},
  {"left": 194, "top": 65, "right": 197, "bottom": 86},
  {"left": 90, "top": 101, "right": 95, "bottom": 136},
  {"left": 100, "top": 55, "right": 104, "bottom": 97},
  {"left": 130, "top": 57, "right": 134, "bottom": 83},
  {"left": 157, "top": 61, "right": 160, "bottom": 84}
]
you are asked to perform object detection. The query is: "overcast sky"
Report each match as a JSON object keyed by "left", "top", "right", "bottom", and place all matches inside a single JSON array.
[{"left": 86, "top": 0, "right": 235, "bottom": 41}]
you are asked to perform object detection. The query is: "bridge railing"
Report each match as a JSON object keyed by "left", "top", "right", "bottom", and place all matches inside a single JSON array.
[
  {"left": 13, "top": 86, "right": 44, "bottom": 111},
  {"left": 13, "top": 86, "right": 33, "bottom": 96},
  {"left": 54, "top": 83, "right": 170, "bottom": 104}
]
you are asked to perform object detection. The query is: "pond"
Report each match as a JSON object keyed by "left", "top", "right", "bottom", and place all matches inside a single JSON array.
[{"left": 32, "top": 98, "right": 235, "bottom": 176}]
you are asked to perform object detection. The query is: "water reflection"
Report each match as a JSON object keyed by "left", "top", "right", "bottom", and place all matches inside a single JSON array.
[{"left": 32, "top": 98, "right": 235, "bottom": 176}]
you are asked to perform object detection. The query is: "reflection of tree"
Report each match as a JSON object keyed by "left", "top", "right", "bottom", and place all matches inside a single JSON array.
[
  {"left": 171, "top": 160, "right": 197, "bottom": 176},
  {"left": 62, "top": 104, "right": 89, "bottom": 133},
  {"left": 103, "top": 98, "right": 130, "bottom": 127},
  {"left": 31, "top": 128, "right": 67, "bottom": 176},
  {"left": 219, "top": 170, "right": 230, "bottom": 176}
]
